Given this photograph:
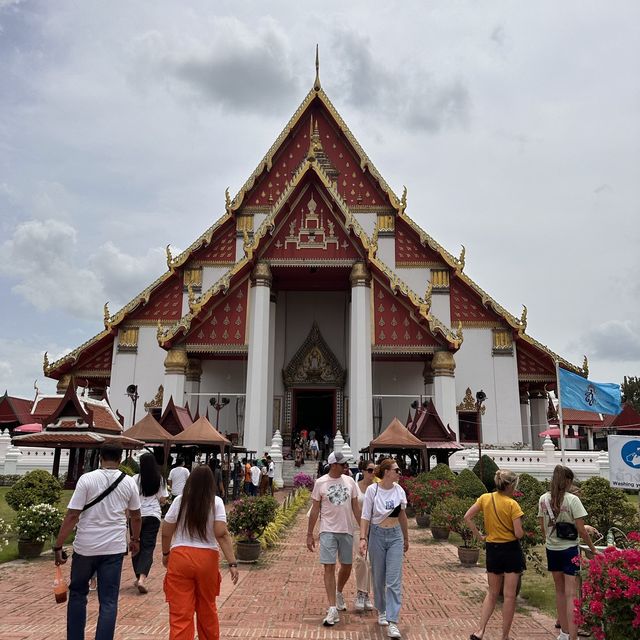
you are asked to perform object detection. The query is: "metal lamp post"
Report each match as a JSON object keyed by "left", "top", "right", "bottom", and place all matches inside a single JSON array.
[
  {"left": 475, "top": 390, "right": 487, "bottom": 482},
  {"left": 126, "top": 384, "right": 139, "bottom": 425}
]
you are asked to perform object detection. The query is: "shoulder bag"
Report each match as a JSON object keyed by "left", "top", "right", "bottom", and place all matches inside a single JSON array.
[
  {"left": 82, "top": 472, "right": 127, "bottom": 512},
  {"left": 543, "top": 495, "right": 578, "bottom": 540}
]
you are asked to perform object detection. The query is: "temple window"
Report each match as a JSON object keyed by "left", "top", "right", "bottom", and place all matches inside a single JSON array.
[
  {"left": 235, "top": 214, "right": 254, "bottom": 235},
  {"left": 377, "top": 212, "right": 395, "bottom": 234},
  {"left": 431, "top": 268, "right": 450, "bottom": 291}
]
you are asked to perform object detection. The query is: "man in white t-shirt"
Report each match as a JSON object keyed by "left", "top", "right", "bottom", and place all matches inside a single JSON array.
[
  {"left": 307, "top": 451, "right": 361, "bottom": 627},
  {"left": 266, "top": 455, "right": 275, "bottom": 495},
  {"left": 169, "top": 458, "right": 190, "bottom": 497},
  {"left": 54, "top": 444, "right": 141, "bottom": 640},
  {"left": 250, "top": 460, "right": 261, "bottom": 496}
]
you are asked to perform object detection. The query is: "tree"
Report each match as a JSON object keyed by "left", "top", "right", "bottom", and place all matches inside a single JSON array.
[{"left": 621, "top": 376, "right": 640, "bottom": 413}]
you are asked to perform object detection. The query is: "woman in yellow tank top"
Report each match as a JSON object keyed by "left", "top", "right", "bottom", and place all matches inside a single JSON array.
[{"left": 463, "top": 469, "right": 524, "bottom": 640}]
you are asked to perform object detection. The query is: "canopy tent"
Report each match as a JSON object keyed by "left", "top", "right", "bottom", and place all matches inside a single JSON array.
[
  {"left": 364, "top": 417, "right": 428, "bottom": 472},
  {"left": 123, "top": 413, "right": 174, "bottom": 468}
]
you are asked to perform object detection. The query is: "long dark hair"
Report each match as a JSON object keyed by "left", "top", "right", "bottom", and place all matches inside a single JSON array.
[
  {"left": 177, "top": 465, "right": 216, "bottom": 542},
  {"left": 139, "top": 452, "right": 162, "bottom": 497},
  {"left": 550, "top": 465, "right": 574, "bottom": 516}
]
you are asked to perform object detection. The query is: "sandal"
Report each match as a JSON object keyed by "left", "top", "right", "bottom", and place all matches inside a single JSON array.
[
  {"left": 137, "top": 583, "right": 148, "bottom": 594},
  {"left": 470, "top": 635, "right": 483, "bottom": 640}
]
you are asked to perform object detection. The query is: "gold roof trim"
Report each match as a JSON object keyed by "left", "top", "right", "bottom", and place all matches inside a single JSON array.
[
  {"left": 44, "top": 328, "right": 113, "bottom": 376},
  {"left": 227, "top": 86, "right": 402, "bottom": 215}
]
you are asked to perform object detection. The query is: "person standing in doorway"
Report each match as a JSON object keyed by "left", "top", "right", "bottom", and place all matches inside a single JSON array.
[
  {"left": 131, "top": 453, "right": 168, "bottom": 594},
  {"left": 309, "top": 436, "right": 320, "bottom": 460},
  {"left": 53, "top": 445, "right": 142, "bottom": 640},
  {"left": 307, "top": 451, "right": 361, "bottom": 627},
  {"left": 359, "top": 458, "right": 409, "bottom": 639},
  {"left": 169, "top": 458, "right": 189, "bottom": 498}
]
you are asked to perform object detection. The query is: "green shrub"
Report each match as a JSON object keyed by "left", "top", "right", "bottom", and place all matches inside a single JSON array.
[
  {"left": 6, "top": 470, "right": 62, "bottom": 512},
  {"left": 455, "top": 469, "right": 487, "bottom": 499},
  {"left": 424, "top": 463, "right": 456, "bottom": 482},
  {"left": 579, "top": 476, "right": 639, "bottom": 534},
  {"left": 227, "top": 495, "right": 278, "bottom": 542},
  {"left": 15, "top": 503, "right": 63, "bottom": 543},
  {"left": 513, "top": 473, "right": 545, "bottom": 555},
  {"left": 440, "top": 495, "right": 481, "bottom": 547},
  {"left": 473, "top": 455, "right": 499, "bottom": 492}
]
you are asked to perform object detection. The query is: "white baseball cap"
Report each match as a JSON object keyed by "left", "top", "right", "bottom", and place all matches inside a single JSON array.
[{"left": 327, "top": 451, "right": 347, "bottom": 465}]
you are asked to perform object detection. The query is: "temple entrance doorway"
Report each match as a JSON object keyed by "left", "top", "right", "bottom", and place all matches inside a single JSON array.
[{"left": 293, "top": 389, "right": 335, "bottom": 452}]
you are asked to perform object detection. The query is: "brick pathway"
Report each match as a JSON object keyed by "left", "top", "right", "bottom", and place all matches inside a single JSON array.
[{"left": 0, "top": 509, "right": 559, "bottom": 640}]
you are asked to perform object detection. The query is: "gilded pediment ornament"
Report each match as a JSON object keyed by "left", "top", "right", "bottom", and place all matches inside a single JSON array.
[
  {"left": 166, "top": 245, "right": 174, "bottom": 272},
  {"left": 400, "top": 186, "right": 407, "bottom": 213},
  {"left": 520, "top": 305, "right": 528, "bottom": 332},
  {"left": 225, "top": 187, "right": 232, "bottom": 213},
  {"left": 103, "top": 302, "right": 112, "bottom": 330},
  {"left": 144, "top": 385, "right": 164, "bottom": 410},
  {"left": 457, "top": 387, "right": 486, "bottom": 415},
  {"left": 582, "top": 355, "right": 589, "bottom": 377},
  {"left": 458, "top": 245, "right": 466, "bottom": 272},
  {"left": 456, "top": 320, "right": 464, "bottom": 343},
  {"left": 43, "top": 351, "right": 49, "bottom": 374}
]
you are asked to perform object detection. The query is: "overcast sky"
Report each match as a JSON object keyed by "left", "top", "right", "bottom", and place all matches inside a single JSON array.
[{"left": 1, "top": 0, "right": 639, "bottom": 399}]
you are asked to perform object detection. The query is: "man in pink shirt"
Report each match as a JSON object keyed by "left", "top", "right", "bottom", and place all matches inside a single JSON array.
[{"left": 307, "top": 451, "right": 361, "bottom": 626}]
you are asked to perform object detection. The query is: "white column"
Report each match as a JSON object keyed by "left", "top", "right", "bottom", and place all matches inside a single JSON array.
[
  {"left": 432, "top": 351, "right": 459, "bottom": 439},
  {"left": 519, "top": 385, "right": 531, "bottom": 446},
  {"left": 348, "top": 262, "right": 373, "bottom": 456},
  {"left": 266, "top": 292, "right": 277, "bottom": 437},
  {"left": 529, "top": 386, "right": 548, "bottom": 450},
  {"left": 243, "top": 261, "right": 272, "bottom": 455},
  {"left": 184, "top": 359, "right": 202, "bottom": 416},
  {"left": 162, "top": 345, "right": 188, "bottom": 411}
]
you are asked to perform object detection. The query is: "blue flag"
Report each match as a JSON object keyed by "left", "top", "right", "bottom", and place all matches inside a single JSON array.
[{"left": 558, "top": 367, "right": 622, "bottom": 415}]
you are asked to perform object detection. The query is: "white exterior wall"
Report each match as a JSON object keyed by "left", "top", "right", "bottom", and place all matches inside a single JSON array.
[
  {"left": 197, "top": 360, "right": 247, "bottom": 434},
  {"left": 395, "top": 267, "right": 430, "bottom": 298},
  {"left": 372, "top": 361, "right": 425, "bottom": 433},
  {"left": 353, "top": 212, "right": 376, "bottom": 235},
  {"left": 453, "top": 328, "right": 521, "bottom": 445},
  {"left": 431, "top": 292, "right": 451, "bottom": 327},
  {"left": 109, "top": 327, "right": 165, "bottom": 427},
  {"left": 376, "top": 237, "right": 395, "bottom": 267},
  {"left": 202, "top": 266, "right": 230, "bottom": 291}
]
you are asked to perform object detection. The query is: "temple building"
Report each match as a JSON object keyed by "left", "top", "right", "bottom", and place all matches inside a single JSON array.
[{"left": 42, "top": 55, "right": 584, "bottom": 457}]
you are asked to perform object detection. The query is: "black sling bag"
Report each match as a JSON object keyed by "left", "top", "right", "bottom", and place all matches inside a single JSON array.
[{"left": 82, "top": 472, "right": 127, "bottom": 512}]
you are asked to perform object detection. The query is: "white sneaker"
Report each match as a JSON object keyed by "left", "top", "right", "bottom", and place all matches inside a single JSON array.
[
  {"left": 364, "top": 594, "right": 374, "bottom": 611},
  {"left": 336, "top": 591, "right": 347, "bottom": 611},
  {"left": 378, "top": 613, "right": 389, "bottom": 626},
  {"left": 387, "top": 623, "right": 402, "bottom": 638},
  {"left": 323, "top": 606, "right": 340, "bottom": 626},
  {"left": 355, "top": 591, "right": 366, "bottom": 611}
]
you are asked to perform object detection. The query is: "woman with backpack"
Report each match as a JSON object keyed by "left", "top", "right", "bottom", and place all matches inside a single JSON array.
[
  {"left": 131, "top": 453, "right": 168, "bottom": 593},
  {"left": 463, "top": 469, "right": 524, "bottom": 640},
  {"left": 538, "top": 465, "right": 598, "bottom": 640},
  {"left": 162, "top": 465, "right": 239, "bottom": 639}
]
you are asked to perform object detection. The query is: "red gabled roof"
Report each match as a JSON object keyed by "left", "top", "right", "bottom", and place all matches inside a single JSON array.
[
  {"left": 561, "top": 409, "right": 605, "bottom": 427},
  {"left": 31, "top": 396, "right": 63, "bottom": 420},
  {"left": 408, "top": 399, "right": 463, "bottom": 449},
  {"left": 0, "top": 392, "right": 34, "bottom": 425},
  {"left": 370, "top": 418, "right": 427, "bottom": 449},
  {"left": 159, "top": 397, "right": 193, "bottom": 436},
  {"left": 596, "top": 403, "right": 640, "bottom": 431}
]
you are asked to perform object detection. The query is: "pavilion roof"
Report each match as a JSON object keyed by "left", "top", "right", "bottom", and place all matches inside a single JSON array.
[
  {"left": 559, "top": 408, "right": 605, "bottom": 427},
  {"left": 0, "top": 392, "right": 34, "bottom": 426},
  {"left": 171, "top": 416, "right": 231, "bottom": 447},
  {"left": 369, "top": 418, "right": 426, "bottom": 450},
  {"left": 12, "top": 431, "right": 143, "bottom": 449},
  {"left": 159, "top": 397, "right": 193, "bottom": 436},
  {"left": 408, "top": 399, "right": 463, "bottom": 450},
  {"left": 123, "top": 413, "right": 174, "bottom": 443},
  {"left": 592, "top": 403, "right": 640, "bottom": 431}
]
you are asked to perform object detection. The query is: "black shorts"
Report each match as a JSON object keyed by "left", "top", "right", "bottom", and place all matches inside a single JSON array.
[
  {"left": 485, "top": 540, "right": 526, "bottom": 575},
  {"left": 546, "top": 546, "right": 580, "bottom": 576}
]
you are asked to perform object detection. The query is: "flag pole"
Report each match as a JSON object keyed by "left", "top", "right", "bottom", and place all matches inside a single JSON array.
[{"left": 555, "top": 360, "right": 566, "bottom": 461}]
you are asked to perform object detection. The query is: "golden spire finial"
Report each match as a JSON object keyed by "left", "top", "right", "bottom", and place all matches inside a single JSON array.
[
  {"left": 43, "top": 351, "right": 49, "bottom": 373},
  {"left": 313, "top": 44, "right": 321, "bottom": 91},
  {"left": 520, "top": 304, "right": 528, "bottom": 331},
  {"left": 166, "top": 244, "right": 173, "bottom": 271},
  {"left": 458, "top": 245, "right": 466, "bottom": 271},
  {"left": 225, "top": 187, "right": 231, "bottom": 212},
  {"left": 582, "top": 355, "right": 589, "bottom": 377},
  {"left": 103, "top": 302, "right": 111, "bottom": 328}
]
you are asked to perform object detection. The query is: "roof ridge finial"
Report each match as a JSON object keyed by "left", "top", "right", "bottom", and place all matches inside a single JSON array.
[{"left": 313, "top": 44, "right": 321, "bottom": 91}]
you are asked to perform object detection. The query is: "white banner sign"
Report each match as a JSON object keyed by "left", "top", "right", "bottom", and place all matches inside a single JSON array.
[{"left": 608, "top": 435, "right": 640, "bottom": 490}]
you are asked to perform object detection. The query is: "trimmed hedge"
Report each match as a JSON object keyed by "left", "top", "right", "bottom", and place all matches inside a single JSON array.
[
  {"left": 473, "top": 455, "right": 499, "bottom": 492},
  {"left": 0, "top": 475, "right": 21, "bottom": 487},
  {"left": 454, "top": 468, "right": 487, "bottom": 499},
  {"left": 579, "top": 476, "right": 639, "bottom": 534},
  {"left": 424, "top": 463, "right": 456, "bottom": 482},
  {"left": 5, "top": 469, "right": 62, "bottom": 511}
]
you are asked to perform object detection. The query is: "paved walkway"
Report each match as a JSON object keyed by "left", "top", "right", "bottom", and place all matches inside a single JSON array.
[{"left": 0, "top": 508, "right": 559, "bottom": 640}]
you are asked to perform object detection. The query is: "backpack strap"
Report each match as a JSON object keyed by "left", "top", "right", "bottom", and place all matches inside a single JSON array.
[{"left": 82, "top": 472, "right": 127, "bottom": 512}]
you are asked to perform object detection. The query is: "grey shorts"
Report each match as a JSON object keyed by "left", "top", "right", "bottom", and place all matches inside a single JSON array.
[{"left": 319, "top": 532, "right": 353, "bottom": 565}]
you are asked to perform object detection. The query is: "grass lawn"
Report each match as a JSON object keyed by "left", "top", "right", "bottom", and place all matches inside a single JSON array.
[{"left": 0, "top": 487, "right": 74, "bottom": 563}]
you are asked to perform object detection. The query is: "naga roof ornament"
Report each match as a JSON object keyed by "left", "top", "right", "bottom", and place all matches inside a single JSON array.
[
  {"left": 520, "top": 305, "right": 528, "bottom": 332},
  {"left": 103, "top": 302, "right": 111, "bottom": 329},
  {"left": 458, "top": 245, "right": 466, "bottom": 272},
  {"left": 582, "top": 355, "right": 589, "bottom": 377}
]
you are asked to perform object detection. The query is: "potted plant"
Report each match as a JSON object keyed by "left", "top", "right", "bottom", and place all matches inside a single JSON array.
[
  {"left": 441, "top": 496, "right": 482, "bottom": 565},
  {"left": 15, "top": 503, "right": 63, "bottom": 559},
  {"left": 227, "top": 495, "right": 278, "bottom": 562},
  {"left": 412, "top": 478, "right": 454, "bottom": 528},
  {"left": 429, "top": 501, "right": 451, "bottom": 541}
]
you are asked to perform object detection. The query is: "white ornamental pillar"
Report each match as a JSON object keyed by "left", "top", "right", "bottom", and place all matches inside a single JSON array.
[
  {"left": 333, "top": 430, "right": 345, "bottom": 456},
  {"left": 519, "top": 385, "right": 531, "bottom": 446},
  {"left": 0, "top": 429, "right": 11, "bottom": 468},
  {"left": 432, "top": 351, "right": 459, "bottom": 439},
  {"left": 243, "top": 261, "right": 272, "bottom": 455},
  {"left": 162, "top": 345, "right": 188, "bottom": 411},
  {"left": 543, "top": 435, "right": 556, "bottom": 472},
  {"left": 529, "top": 386, "right": 548, "bottom": 450},
  {"left": 266, "top": 292, "right": 277, "bottom": 435},
  {"left": 599, "top": 449, "right": 609, "bottom": 480},
  {"left": 348, "top": 262, "right": 373, "bottom": 456},
  {"left": 3, "top": 443, "right": 22, "bottom": 475},
  {"left": 269, "top": 429, "right": 284, "bottom": 489}
]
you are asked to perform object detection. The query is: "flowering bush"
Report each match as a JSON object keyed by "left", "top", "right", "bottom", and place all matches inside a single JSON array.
[
  {"left": 406, "top": 478, "right": 454, "bottom": 516},
  {"left": 6, "top": 470, "right": 61, "bottom": 511},
  {"left": 576, "top": 538, "right": 640, "bottom": 640},
  {"left": 16, "top": 503, "right": 63, "bottom": 543},
  {"left": 434, "top": 495, "right": 481, "bottom": 548},
  {"left": 0, "top": 516, "right": 12, "bottom": 548},
  {"left": 293, "top": 472, "right": 314, "bottom": 490},
  {"left": 227, "top": 496, "right": 278, "bottom": 542}
]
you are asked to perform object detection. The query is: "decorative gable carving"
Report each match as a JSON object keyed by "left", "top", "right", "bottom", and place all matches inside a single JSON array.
[
  {"left": 450, "top": 277, "right": 502, "bottom": 327},
  {"left": 283, "top": 322, "right": 346, "bottom": 388},
  {"left": 128, "top": 276, "right": 183, "bottom": 324},
  {"left": 189, "top": 221, "right": 236, "bottom": 265},
  {"left": 517, "top": 341, "right": 555, "bottom": 382},
  {"left": 395, "top": 220, "right": 446, "bottom": 267}
]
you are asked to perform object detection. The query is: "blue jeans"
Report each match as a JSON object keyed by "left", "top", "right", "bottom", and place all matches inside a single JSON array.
[
  {"left": 67, "top": 551, "right": 124, "bottom": 640},
  {"left": 368, "top": 524, "right": 404, "bottom": 623}
]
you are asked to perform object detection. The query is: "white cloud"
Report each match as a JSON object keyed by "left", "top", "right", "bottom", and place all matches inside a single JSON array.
[
  {"left": 0, "top": 337, "right": 58, "bottom": 398},
  {"left": 577, "top": 321, "right": 640, "bottom": 363}
]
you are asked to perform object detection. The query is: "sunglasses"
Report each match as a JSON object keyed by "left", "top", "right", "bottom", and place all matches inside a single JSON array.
[
  {"left": 391, "top": 468, "right": 401, "bottom": 473},
  {"left": 366, "top": 468, "right": 375, "bottom": 473}
]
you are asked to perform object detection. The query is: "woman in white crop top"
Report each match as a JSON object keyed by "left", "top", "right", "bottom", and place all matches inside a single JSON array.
[
  {"left": 360, "top": 459, "right": 408, "bottom": 639},
  {"left": 161, "top": 465, "right": 238, "bottom": 639}
]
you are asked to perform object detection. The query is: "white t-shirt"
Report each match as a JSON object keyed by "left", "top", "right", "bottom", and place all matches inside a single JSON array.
[
  {"left": 311, "top": 474, "right": 359, "bottom": 534},
  {"left": 169, "top": 466, "right": 190, "bottom": 496},
  {"left": 67, "top": 468, "right": 141, "bottom": 556},
  {"left": 250, "top": 466, "right": 261, "bottom": 486},
  {"left": 362, "top": 483, "right": 407, "bottom": 525},
  {"left": 164, "top": 494, "right": 227, "bottom": 551},
  {"left": 132, "top": 474, "right": 169, "bottom": 520},
  {"left": 268, "top": 461, "right": 275, "bottom": 479}
]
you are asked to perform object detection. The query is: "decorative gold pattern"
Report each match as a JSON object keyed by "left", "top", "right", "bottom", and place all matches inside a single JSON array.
[
  {"left": 183, "top": 267, "right": 203, "bottom": 290},
  {"left": 432, "top": 351, "right": 456, "bottom": 377},
  {"left": 492, "top": 329, "right": 514, "bottom": 354},
  {"left": 117, "top": 327, "right": 139, "bottom": 352},
  {"left": 164, "top": 346, "right": 188, "bottom": 374},
  {"left": 457, "top": 388, "right": 486, "bottom": 414},
  {"left": 350, "top": 261, "right": 371, "bottom": 287},
  {"left": 377, "top": 212, "right": 395, "bottom": 233},
  {"left": 166, "top": 245, "right": 174, "bottom": 271},
  {"left": 236, "top": 214, "right": 254, "bottom": 234},
  {"left": 431, "top": 269, "right": 450, "bottom": 290},
  {"left": 251, "top": 261, "right": 273, "bottom": 287},
  {"left": 144, "top": 385, "right": 164, "bottom": 410},
  {"left": 225, "top": 187, "right": 231, "bottom": 212},
  {"left": 400, "top": 186, "right": 407, "bottom": 213}
]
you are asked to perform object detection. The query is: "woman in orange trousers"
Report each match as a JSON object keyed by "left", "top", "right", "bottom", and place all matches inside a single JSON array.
[{"left": 162, "top": 465, "right": 239, "bottom": 640}]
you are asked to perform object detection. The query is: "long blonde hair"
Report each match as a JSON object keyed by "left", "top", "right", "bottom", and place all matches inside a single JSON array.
[
  {"left": 550, "top": 465, "right": 574, "bottom": 516},
  {"left": 494, "top": 469, "right": 519, "bottom": 493}
]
